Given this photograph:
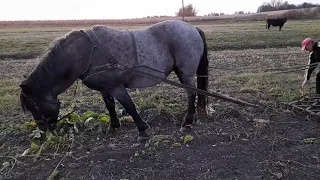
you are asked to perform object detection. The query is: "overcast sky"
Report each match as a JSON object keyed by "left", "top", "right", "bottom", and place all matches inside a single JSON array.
[{"left": 0, "top": 0, "right": 319, "bottom": 20}]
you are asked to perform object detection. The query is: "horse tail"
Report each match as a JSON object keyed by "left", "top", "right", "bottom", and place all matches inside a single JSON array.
[{"left": 196, "top": 27, "right": 209, "bottom": 115}]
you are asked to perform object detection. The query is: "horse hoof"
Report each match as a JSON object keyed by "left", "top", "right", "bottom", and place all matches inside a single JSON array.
[
  {"left": 137, "top": 136, "right": 150, "bottom": 143},
  {"left": 107, "top": 127, "right": 117, "bottom": 134},
  {"left": 180, "top": 125, "right": 193, "bottom": 133},
  {"left": 137, "top": 130, "right": 149, "bottom": 143},
  {"left": 197, "top": 109, "right": 208, "bottom": 119}
]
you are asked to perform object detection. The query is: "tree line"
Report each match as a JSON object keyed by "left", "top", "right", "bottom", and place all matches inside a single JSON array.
[
  {"left": 175, "top": 1, "right": 320, "bottom": 17},
  {"left": 257, "top": 0, "right": 320, "bottom": 12}
]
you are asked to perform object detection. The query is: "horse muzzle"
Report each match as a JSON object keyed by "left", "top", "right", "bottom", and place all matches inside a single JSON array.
[{"left": 36, "top": 116, "right": 58, "bottom": 131}]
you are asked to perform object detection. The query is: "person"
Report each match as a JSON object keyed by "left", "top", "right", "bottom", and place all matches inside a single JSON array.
[{"left": 301, "top": 38, "right": 320, "bottom": 94}]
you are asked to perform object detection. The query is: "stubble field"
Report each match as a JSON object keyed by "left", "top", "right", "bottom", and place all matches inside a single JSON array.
[{"left": 1, "top": 19, "right": 320, "bottom": 180}]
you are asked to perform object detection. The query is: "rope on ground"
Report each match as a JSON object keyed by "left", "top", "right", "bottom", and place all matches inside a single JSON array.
[{"left": 209, "top": 62, "right": 320, "bottom": 74}]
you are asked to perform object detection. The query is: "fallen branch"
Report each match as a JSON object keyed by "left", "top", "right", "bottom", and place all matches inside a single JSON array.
[
  {"left": 47, "top": 153, "right": 67, "bottom": 180},
  {"left": 0, "top": 156, "right": 20, "bottom": 175},
  {"left": 47, "top": 132, "right": 75, "bottom": 180},
  {"left": 33, "top": 142, "right": 47, "bottom": 161}
]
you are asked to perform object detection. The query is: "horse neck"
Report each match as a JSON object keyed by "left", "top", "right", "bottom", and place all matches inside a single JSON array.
[
  {"left": 29, "top": 60, "right": 73, "bottom": 98},
  {"left": 30, "top": 37, "right": 91, "bottom": 97}
]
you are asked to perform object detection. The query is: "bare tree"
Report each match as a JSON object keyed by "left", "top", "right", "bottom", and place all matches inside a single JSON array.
[
  {"left": 176, "top": 4, "right": 198, "bottom": 17},
  {"left": 271, "top": 0, "right": 283, "bottom": 8}
]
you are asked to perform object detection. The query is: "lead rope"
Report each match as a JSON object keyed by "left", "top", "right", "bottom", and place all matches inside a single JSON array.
[{"left": 57, "top": 79, "right": 79, "bottom": 122}]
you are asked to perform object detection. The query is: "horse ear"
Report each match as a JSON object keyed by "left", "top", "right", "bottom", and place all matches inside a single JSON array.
[
  {"left": 20, "top": 80, "right": 32, "bottom": 95},
  {"left": 79, "top": 30, "right": 86, "bottom": 34}
]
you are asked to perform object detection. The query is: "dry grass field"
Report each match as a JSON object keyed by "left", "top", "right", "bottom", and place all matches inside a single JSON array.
[{"left": 1, "top": 16, "right": 320, "bottom": 179}]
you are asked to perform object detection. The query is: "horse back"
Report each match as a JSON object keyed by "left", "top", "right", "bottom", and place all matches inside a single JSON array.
[
  {"left": 87, "top": 20, "right": 204, "bottom": 89},
  {"left": 133, "top": 20, "right": 204, "bottom": 72}
]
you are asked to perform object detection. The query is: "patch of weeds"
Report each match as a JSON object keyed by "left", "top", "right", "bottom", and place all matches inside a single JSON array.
[
  {"left": 160, "top": 102, "right": 184, "bottom": 115},
  {"left": 182, "top": 135, "right": 194, "bottom": 144},
  {"left": 239, "top": 87, "right": 260, "bottom": 93},
  {"left": 208, "top": 20, "right": 320, "bottom": 50},
  {"left": 0, "top": 94, "right": 20, "bottom": 115},
  {"left": 222, "top": 72, "right": 303, "bottom": 101},
  {"left": 0, "top": 79, "right": 20, "bottom": 115},
  {"left": 20, "top": 110, "right": 111, "bottom": 157},
  {"left": 303, "top": 137, "right": 320, "bottom": 144},
  {"left": 0, "top": 36, "right": 51, "bottom": 59},
  {"left": 146, "top": 135, "right": 175, "bottom": 148},
  {"left": 143, "top": 134, "right": 195, "bottom": 152},
  {"left": 127, "top": 88, "right": 186, "bottom": 118},
  {"left": 145, "top": 93, "right": 184, "bottom": 114},
  {"left": 129, "top": 134, "right": 193, "bottom": 162},
  {"left": 0, "top": 123, "right": 28, "bottom": 133}
]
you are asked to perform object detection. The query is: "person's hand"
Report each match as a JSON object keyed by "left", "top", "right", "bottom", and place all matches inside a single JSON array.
[
  {"left": 300, "top": 80, "right": 309, "bottom": 95},
  {"left": 302, "top": 80, "right": 308, "bottom": 88}
]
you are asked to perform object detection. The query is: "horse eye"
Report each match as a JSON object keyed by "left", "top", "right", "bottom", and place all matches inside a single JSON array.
[{"left": 35, "top": 106, "right": 40, "bottom": 112}]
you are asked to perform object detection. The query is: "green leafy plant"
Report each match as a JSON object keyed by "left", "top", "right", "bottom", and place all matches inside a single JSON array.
[{"left": 23, "top": 110, "right": 111, "bottom": 157}]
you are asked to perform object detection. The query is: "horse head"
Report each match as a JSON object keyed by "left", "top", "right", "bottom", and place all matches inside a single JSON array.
[
  {"left": 20, "top": 79, "right": 61, "bottom": 131},
  {"left": 19, "top": 29, "right": 93, "bottom": 131}
]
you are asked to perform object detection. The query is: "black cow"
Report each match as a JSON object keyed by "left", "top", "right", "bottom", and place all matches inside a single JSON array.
[{"left": 266, "top": 18, "right": 287, "bottom": 31}]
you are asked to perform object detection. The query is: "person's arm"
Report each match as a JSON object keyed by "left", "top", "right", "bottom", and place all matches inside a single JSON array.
[{"left": 304, "top": 52, "right": 316, "bottom": 82}]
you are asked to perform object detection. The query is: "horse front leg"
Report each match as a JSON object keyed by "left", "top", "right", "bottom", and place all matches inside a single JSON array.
[
  {"left": 108, "top": 85, "right": 150, "bottom": 142},
  {"left": 100, "top": 91, "right": 121, "bottom": 134}
]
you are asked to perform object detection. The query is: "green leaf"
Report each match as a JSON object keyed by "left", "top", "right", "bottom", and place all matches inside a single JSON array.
[
  {"left": 80, "top": 111, "right": 97, "bottom": 121},
  {"left": 31, "top": 142, "right": 38, "bottom": 149},
  {"left": 134, "top": 152, "right": 140, "bottom": 158},
  {"left": 24, "top": 121, "right": 31, "bottom": 127},
  {"left": 32, "top": 128, "right": 43, "bottom": 139},
  {"left": 24, "top": 121, "right": 37, "bottom": 127},
  {"left": 99, "top": 116, "right": 110, "bottom": 123},
  {"left": 46, "top": 131, "right": 55, "bottom": 142},
  {"left": 183, "top": 135, "right": 194, "bottom": 144},
  {"left": 303, "top": 138, "right": 318, "bottom": 143},
  {"left": 66, "top": 118, "right": 76, "bottom": 125},
  {"left": 98, "top": 113, "right": 108, "bottom": 117},
  {"left": 69, "top": 113, "right": 79, "bottom": 121},
  {"left": 84, "top": 111, "right": 95, "bottom": 116},
  {"left": 83, "top": 117, "right": 95, "bottom": 128},
  {"left": 173, "top": 142, "right": 181, "bottom": 147},
  {"left": 136, "top": 89, "right": 140, "bottom": 96}
]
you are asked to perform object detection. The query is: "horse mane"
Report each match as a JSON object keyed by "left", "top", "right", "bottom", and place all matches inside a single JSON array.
[
  {"left": 26, "top": 30, "right": 87, "bottom": 94},
  {"left": 39, "top": 30, "right": 85, "bottom": 61}
]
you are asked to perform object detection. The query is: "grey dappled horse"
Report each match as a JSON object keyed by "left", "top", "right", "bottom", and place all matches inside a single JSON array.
[{"left": 19, "top": 20, "right": 209, "bottom": 142}]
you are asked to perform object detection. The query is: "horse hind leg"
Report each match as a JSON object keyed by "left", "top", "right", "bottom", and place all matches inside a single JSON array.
[
  {"left": 174, "top": 68, "right": 196, "bottom": 132},
  {"left": 173, "top": 67, "right": 183, "bottom": 83}
]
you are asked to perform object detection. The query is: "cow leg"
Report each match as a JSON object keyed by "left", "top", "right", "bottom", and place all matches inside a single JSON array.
[{"left": 279, "top": 26, "right": 282, "bottom": 31}]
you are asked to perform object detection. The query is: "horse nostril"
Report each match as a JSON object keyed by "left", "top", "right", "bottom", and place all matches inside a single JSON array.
[
  {"left": 48, "top": 123, "right": 57, "bottom": 131},
  {"left": 37, "top": 124, "right": 48, "bottom": 131}
]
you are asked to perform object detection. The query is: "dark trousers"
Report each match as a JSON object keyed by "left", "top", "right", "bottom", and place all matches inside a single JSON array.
[{"left": 317, "top": 72, "right": 320, "bottom": 94}]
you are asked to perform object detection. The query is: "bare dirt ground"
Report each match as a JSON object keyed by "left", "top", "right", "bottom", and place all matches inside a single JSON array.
[{"left": 1, "top": 46, "right": 320, "bottom": 180}]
